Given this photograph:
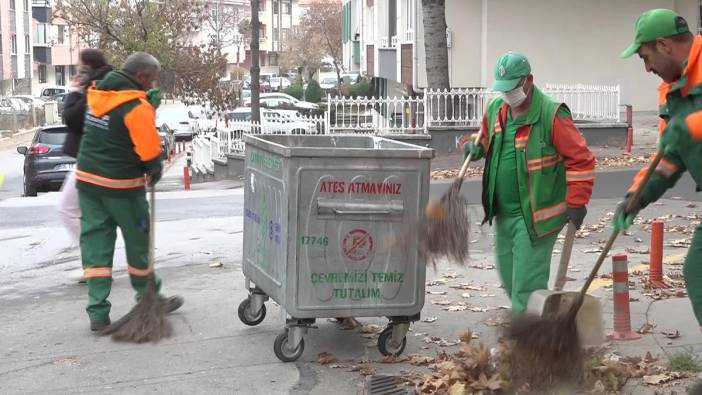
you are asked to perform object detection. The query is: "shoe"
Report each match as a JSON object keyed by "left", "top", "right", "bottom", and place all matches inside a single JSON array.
[
  {"left": 161, "top": 295, "right": 184, "bottom": 314},
  {"left": 90, "top": 318, "right": 111, "bottom": 332}
]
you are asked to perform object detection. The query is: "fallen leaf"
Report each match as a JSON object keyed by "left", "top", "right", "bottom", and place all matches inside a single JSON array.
[
  {"left": 208, "top": 261, "right": 223, "bottom": 268},
  {"left": 446, "top": 305, "right": 468, "bottom": 312},
  {"left": 643, "top": 374, "right": 671, "bottom": 385},
  {"left": 327, "top": 364, "right": 346, "bottom": 369},
  {"left": 461, "top": 292, "right": 472, "bottom": 298},
  {"left": 662, "top": 330, "right": 680, "bottom": 339},
  {"left": 637, "top": 323, "right": 655, "bottom": 334},
  {"left": 318, "top": 352, "right": 336, "bottom": 365},
  {"left": 381, "top": 355, "right": 409, "bottom": 364},
  {"left": 432, "top": 299, "right": 452, "bottom": 306},
  {"left": 358, "top": 324, "right": 383, "bottom": 334},
  {"left": 422, "top": 317, "right": 438, "bottom": 323},
  {"left": 427, "top": 291, "right": 447, "bottom": 295},
  {"left": 408, "top": 354, "right": 435, "bottom": 366},
  {"left": 448, "top": 382, "right": 467, "bottom": 395}
]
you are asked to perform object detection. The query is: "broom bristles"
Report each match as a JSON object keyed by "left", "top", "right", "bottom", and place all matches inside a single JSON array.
[
  {"left": 100, "top": 276, "right": 172, "bottom": 343},
  {"left": 504, "top": 300, "right": 585, "bottom": 388},
  {"left": 419, "top": 179, "right": 470, "bottom": 266}
]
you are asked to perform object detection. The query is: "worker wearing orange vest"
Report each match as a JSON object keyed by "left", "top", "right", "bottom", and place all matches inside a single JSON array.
[
  {"left": 463, "top": 52, "right": 596, "bottom": 313},
  {"left": 615, "top": 9, "right": 702, "bottom": 332}
]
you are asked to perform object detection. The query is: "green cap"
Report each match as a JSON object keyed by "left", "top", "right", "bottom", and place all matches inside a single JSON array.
[
  {"left": 621, "top": 9, "right": 689, "bottom": 58},
  {"left": 492, "top": 52, "right": 531, "bottom": 92}
]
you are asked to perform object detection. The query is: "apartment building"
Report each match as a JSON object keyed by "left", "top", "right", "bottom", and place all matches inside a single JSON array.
[
  {"left": 0, "top": 0, "right": 33, "bottom": 95},
  {"left": 31, "top": 0, "right": 83, "bottom": 95},
  {"left": 243, "top": 0, "right": 302, "bottom": 74},
  {"left": 343, "top": 0, "right": 702, "bottom": 111}
]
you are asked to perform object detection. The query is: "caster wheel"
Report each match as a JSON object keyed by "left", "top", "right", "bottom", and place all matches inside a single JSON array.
[
  {"left": 377, "top": 327, "right": 406, "bottom": 356},
  {"left": 273, "top": 330, "right": 305, "bottom": 362},
  {"left": 238, "top": 298, "right": 266, "bottom": 326}
]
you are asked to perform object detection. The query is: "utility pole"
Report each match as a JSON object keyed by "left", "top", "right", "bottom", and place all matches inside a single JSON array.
[{"left": 251, "top": 0, "right": 261, "bottom": 123}]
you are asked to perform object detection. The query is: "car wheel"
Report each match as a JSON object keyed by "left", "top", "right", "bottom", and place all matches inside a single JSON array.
[{"left": 23, "top": 175, "right": 37, "bottom": 197}]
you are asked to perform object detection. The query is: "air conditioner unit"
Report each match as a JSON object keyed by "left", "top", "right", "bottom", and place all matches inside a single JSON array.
[{"left": 446, "top": 29, "right": 452, "bottom": 48}]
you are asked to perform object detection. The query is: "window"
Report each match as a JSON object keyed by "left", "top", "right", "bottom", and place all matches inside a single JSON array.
[
  {"left": 260, "top": 53, "right": 266, "bottom": 66},
  {"left": 283, "top": 1, "right": 291, "bottom": 15},
  {"left": 0, "top": 35, "right": 3, "bottom": 53},
  {"left": 69, "top": 65, "right": 76, "bottom": 78},
  {"left": 388, "top": 0, "right": 397, "bottom": 39},
  {"left": 55, "top": 65, "right": 65, "bottom": 86},
  {"left": 273, "top": 1, "right": 278, "bottom": 14},
  {"left": 268, "top": 52, "right": 278, "bottom": 66},
  {"left": 34, "top": 24, "right": 48, "bottom": 45},
  {"left": 57, "top": 25, "right": 65, "bottom": 44},
  {"left": 9, "top": 0, "right": 15, "bottom": 10},
  {"left": 38, "top": 65, "right": 47, "bottom": 83},
  {"left": 23, "top": 0, "right": 28, "bottom": 12},
  {"left": 11, "top": 35, "right": 17, "bottom": 54},
  {"left": 281, "top": 28, "right": 290, "bottom": 43},
  {"left": 24, "top": 35, "right": 29, "bottom": 54}
]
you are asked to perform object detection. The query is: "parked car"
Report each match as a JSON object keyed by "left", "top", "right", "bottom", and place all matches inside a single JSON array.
[
  {"left": 11, "top": 95, "right": 45, "bottom": 110},
  {"left": 47, "top": 93, "right": 69, "bottom": 116},
  {"left": 157, "top": 123, "right": 176, "bottom": 161},
  {"left": 157, "top": 106, "right": 195, "bottom": 140},
  {"left": 258, "top": 92, "right": 320, "bottom": 113},
  {"left": 0, "top": 97, "right": 27, "bottom": 114},
  {"left": 187, "top": 105, "right": 217, "bottom": 135},
  {"left": 224, "top": 108, "right": 315, "bottom": 134},
  {"left": 38, "top": 87, "right": 68, "bottom": 101},
  {"left": 269, "top": 77, "right": 291, "bottom": 92},
  {"left": 341, "top": 72, "right": 361, "bottom": 84},
  {"left": 17, "top": 125, "right": 75, "bottom": 196},
  {"left": 319, "top": 76, "right": 338, "bottom": 95}
]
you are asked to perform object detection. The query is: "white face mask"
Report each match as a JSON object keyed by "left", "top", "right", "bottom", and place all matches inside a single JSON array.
[{"left": 501, "top": 85, "right": 528, "bottom": 107}]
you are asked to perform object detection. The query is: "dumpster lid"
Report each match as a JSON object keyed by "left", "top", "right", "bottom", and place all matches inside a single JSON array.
[{"left": 244, "top": 135, "right": 434, "bottom": 159}]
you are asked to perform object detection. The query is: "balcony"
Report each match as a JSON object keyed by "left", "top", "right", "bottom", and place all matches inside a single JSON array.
[
  {"left": 32, "top": 3, "right": 51, "bottom": 23},
  {"left": 33, "top": 46, "right": 51, "bottom": 64},
  {"left": 390, "top": 36, "right": 397, "bottom": 48},
  {"left": 380, "top": 36, "right": 389, "bottom": 48}
]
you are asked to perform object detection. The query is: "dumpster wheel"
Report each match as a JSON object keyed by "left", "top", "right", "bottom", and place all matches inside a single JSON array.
[
  {"left": 238, "top": 298, "right": 266, "bottom": 326},
  {"left": 274, "top": 330, "right": 305, "bottom": 362},
  {"left": 377, "top": 327, "right": 407, "bottom": 356}
]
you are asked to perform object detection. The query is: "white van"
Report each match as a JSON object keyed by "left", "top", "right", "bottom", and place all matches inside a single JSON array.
[{"left": 38, "top": 87, "right": 68, "bottom": 101}]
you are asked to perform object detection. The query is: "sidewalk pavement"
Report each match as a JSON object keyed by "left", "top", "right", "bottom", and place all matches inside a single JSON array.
[
  {"left": 1, "top": 194, "right": 701, "bottom": 394},
  {"left": 157, "top": 146, "right": 243, "bottom": 192}
]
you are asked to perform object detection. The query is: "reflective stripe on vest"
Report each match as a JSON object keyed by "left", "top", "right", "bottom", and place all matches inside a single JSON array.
[
  {"left": 527, "top": 154, "right": 560, "bottom": 171},
  {"left": 533, "top": 202, "right": 567, "bottom": 222},
  {"left": 76, "top": 170, "right": 146, "bottom": 189}
]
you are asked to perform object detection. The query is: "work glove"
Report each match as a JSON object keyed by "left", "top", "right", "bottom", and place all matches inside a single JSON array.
[
  {"left": 147, "top": 171, "right": 162, "bottom": 186},
  {"left": 612, "top": 195, "right": 641, "bottom": 232},
  {"left": 147, "top": 88, "right": 162, "bottom": 110},
  {"left": 461, "top": 141, "right": 482, "bottom": 163},
  {"left": 566, "top": 206, "right": 587, "bottom": 229}
]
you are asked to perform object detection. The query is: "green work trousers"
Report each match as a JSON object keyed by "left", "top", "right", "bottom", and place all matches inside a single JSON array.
[
  {"left": 79, "top": 189, "right": 160, "bottom": 322},
  {"left": 684, "top": 222, "right": 702, "bottom": 325},
  {"left": 495, "top": 214, "right": 559, "bottom": 313}
]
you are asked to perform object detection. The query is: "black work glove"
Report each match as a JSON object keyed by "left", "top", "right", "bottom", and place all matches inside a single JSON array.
[
  {"left": 566, "top": 206, "right": 587, "bottom": 229},
  {"left": 148, "top": 171, "right": 162, "bottom": 186}
]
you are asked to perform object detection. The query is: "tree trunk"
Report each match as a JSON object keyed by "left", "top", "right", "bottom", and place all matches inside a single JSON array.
[
  {"left": 421, "top": 0, "right": 450, "bottom": 121},
  {"left": 421, "top": 0, "right": 449, "bottom": 90},
  {"left": 250, "top": 0, "right": 261, "bottom": 123}
]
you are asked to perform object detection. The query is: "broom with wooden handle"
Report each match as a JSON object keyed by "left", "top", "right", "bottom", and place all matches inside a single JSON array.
[
  {"left": 419, "top": 131, "right": 483, "bottom": 265},
  {"left": 506, "top": 151, "right": 664, "bottom": 387},
  {"left": 100, "top": 183, "right": 172, "bottom": 343}
]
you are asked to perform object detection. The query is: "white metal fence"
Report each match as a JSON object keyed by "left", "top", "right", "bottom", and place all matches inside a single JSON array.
[
  {"left": 544, "top": 84, "right": 621, "bottom": 122},
  {"left": 192, "top": 84, "right": 621, "bottom": 170}
]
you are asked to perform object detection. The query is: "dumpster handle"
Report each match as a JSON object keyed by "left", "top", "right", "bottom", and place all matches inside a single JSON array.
[{"left": 333, "top": 209, "right": 392, "bottom": 215}]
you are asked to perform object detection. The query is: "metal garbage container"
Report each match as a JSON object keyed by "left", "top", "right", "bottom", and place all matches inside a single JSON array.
[{"left": 238, "top": 134, "right": 434, "bottom": 362}]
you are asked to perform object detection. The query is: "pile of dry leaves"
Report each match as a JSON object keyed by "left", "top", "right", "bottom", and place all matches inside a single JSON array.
[{"left": 431, "top": 167, "right": 483, "bottom": 180}]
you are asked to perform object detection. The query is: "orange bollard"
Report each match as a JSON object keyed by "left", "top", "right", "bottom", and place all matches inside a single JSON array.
[
  {"left": 649, "top": 220, "right": 668, "bottom": 288},
  {"left": 183, "top": 166, "right": 190, "bottom": 191},
  {"left": 625, "top": 126, "right": 633, "bottom": 155},
  {"left": 608, "top": 253, "right": 641, "bottom": 341}
]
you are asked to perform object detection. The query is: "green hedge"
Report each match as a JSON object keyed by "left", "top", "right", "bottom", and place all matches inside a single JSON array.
[
  {"left": 305, "top": 79, "right": 322, "bottom": 103},
  {"left": 284, "top": 84, "right": 304, "bottom": 100}
]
